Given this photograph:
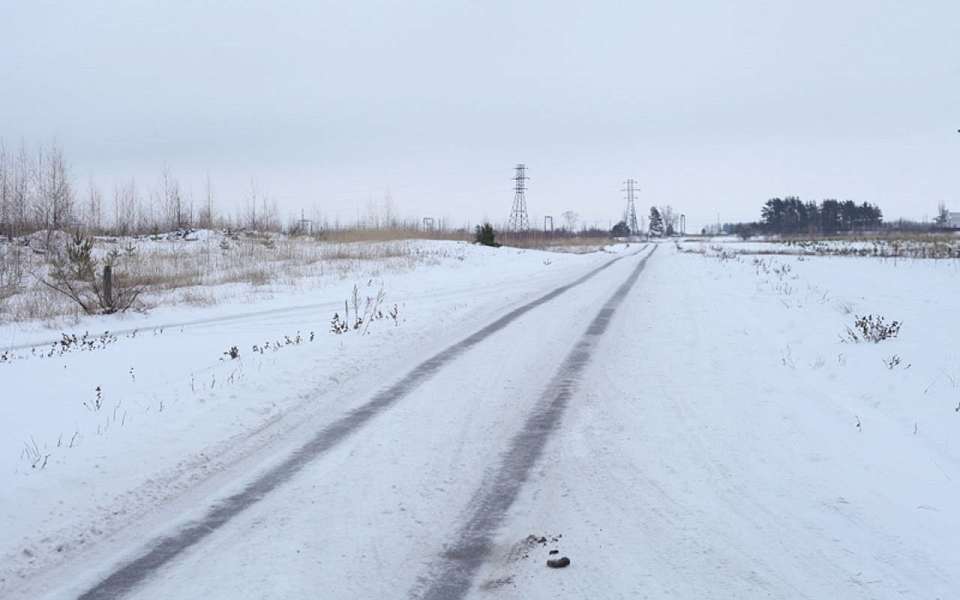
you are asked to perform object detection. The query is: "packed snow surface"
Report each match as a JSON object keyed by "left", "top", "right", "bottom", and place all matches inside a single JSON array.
[{"left": 2, "top": 240, "right": 959, "bottom": 599}]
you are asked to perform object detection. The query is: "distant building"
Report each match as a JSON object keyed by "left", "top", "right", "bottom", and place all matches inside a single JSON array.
[{"left": 949, "top": 212, "right": 960, "bottom": 229}]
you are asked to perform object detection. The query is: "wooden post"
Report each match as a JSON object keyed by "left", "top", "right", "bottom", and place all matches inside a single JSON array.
[{"left": 103, "top": 265, "right": 113, "bottom": 308}]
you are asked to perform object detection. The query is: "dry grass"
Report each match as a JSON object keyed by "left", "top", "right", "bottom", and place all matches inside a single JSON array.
[
  {"left": 498, "top": 232, "right": 613, "bottom": 253},
  {"left": 317, "top": 228, "right": 470, "bottom": 244},
  {"left": 0, "top": 231, "right": 454, "bottom": 325},
  {"left": 178, "top": 289, "right": 217, "bottom": 306},
  {"left": 3, "top": 285, "right": 81, "bottom": 324}
]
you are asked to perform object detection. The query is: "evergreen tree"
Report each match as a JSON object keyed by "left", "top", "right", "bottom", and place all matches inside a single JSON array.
[
  {"left": 820, "top": 199, "right": 841, "bottom": 233},
  {"left": 610, "top": 220, "right": 630, "bottom": 238},
  {"left": 474, "top": 223, "right": 498, "bottom": 247},
  {"left": 761, "top": 197, "right": 883, "bottom": 234},
  {"left": 935, "top": 203, "right": 949, "bottom": 227},
  {"left": 648, "top": 207, "right": 664, "bottom": 236}
]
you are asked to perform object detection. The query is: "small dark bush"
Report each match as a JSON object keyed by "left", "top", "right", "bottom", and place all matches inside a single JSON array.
[
  {"left": 845, "top": 314, "right": 902, "bottom": 343},
  {"left": 610, "top": 221, "right": 630, "bottom": 238},
  {"left": 474, "top": 223, "right": 499, "bottom": 247}
]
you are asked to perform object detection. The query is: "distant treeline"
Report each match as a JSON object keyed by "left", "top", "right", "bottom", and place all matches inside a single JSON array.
[
  {"left": 710, "top": 197, "right": 885, "bottom": 237},
  {"left": 760, "top": 197, "right": 882, "bottom": 234}
]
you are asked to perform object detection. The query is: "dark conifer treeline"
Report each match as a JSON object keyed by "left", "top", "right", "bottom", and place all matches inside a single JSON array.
[{"left": 760, "top": 197, "right": 882, "bottom": 234}]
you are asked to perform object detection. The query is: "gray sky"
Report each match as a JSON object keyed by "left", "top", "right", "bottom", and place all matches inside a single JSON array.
[{"left": 3, "top": 1, "right": 958, "bottom": 230}]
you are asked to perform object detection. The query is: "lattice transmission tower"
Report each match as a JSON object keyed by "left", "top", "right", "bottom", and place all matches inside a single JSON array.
[
  {"left": 508, "top": 163, "right": 530, "bottom": 231},
  {"left": 623, "top": 178, "right": 640, "bottom": 235}
]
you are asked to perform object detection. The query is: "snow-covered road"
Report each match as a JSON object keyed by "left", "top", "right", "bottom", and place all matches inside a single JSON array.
[
  {"left": 70, "top": 245, "right": 653, "bottom": 599},
  {"left": 5, "top": 241, "right": 960, "bottom": 599}
]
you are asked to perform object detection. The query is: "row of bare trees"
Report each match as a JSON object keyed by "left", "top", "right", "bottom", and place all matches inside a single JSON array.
[
  {"left": 4, "top": 140, "right": 614, "bottom": 243},
  {"left": 0, "top": 141, "right": 293, "bottom": 239},
  {"left": 0, "top": 142, "right": 74, "bottom": 239},
  {"left": 0, "top": 141, "right": 473, "bottom": 240}
]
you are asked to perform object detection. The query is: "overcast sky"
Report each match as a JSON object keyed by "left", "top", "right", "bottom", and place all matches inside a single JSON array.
[{"left": 3, "top": 1, "right": 958, "bottom": 230}]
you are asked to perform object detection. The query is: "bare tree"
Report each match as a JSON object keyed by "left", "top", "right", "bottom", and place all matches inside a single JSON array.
[
  {"left": 658, "top": 205, "right": 678, "bottom": 236},
  {"left": 260, "top": 195, "right": 279, "bottom": 231},
  {"left": 382, "top": 190, "right": 396, "bottom": 229},
  {"left": 365, "top": 196, "right": 380, "bottom": 230},
  {"left": 34, "top": 144, "right": 74, "bottom": 234},
  {"left": 196, "top": 173, "right": 216, "bottom": 229},
  {"left": 139, "top": 185, "right": 159, "bottom": 233},
  {"left": 161, "top": 168, "right": 189, "bottom": 230},
  {"left": 561, "top": 210, "right": 579, "bottom": 232},
  {"left": 50, "top": 145, "right": 74, "bottom": 230},
  {"left": 0, "top": 142, "right": 27, "bottom": 290},
  {"left": 245, "top": 179, "right": 259, "bottom": 230},
  {"left": 85, "top": 179, "right": 103, "bottom": 233},
  {"left": 10, "top": 143, "right": 32, "bottom": 237},
  {"left": 0, "top": 142, "right": 9, "bottom": 240},
  {"left": 113, "top": 180, "right": 139, "bottom": 236}
]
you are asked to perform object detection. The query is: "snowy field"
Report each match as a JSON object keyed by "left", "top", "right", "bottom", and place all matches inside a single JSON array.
[
  {"left": 0, "top": 230, "right": 469, "bottom": 326},
  {"left": 678, "top": 234, "right": 960, "bottom": 259},
  {"left": 2, "top": 240, "right": 959, "bottom": 599}
]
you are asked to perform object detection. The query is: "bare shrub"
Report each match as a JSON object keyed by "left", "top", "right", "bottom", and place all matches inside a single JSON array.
[
  {"left": 844, "top": 314, "right": 902, "bottom": 343},
  {"left": 883, "top": 354, "right": 909, "bottom": 369},
  {"left": 330, "top": 282, "right": 394, "bottom": 335},
  {"left": 38, "top": 232, "right": 143, "bottom": 314}
]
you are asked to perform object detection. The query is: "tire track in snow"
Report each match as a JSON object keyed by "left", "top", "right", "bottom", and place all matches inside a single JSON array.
[
  {"left": 75, "top": 246, "right": 647, "bottom": 600},
  {"left": 411, "top": 244, "right": 657, "bottom": 600}
]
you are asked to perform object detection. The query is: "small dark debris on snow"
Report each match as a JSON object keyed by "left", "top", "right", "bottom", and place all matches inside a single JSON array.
[
  {"left": 547, "top": 556, "right": 571, "bottom": 569},
  {"left": 478, "top": 575, "right": 515, "bottom": 591},
  {"left": 525, "top": 533, "right": 560, "bottom": 547},
  {"left": 549, "top": 549, "right": 559, "bottom": 555},
  {"left": 513, "top": 533, "right": 564, "bottom": 561}
]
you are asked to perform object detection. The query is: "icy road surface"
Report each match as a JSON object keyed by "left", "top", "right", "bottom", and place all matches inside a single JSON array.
[{"left": 4, "top": 241, "right": 960, "bottom": 599}]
